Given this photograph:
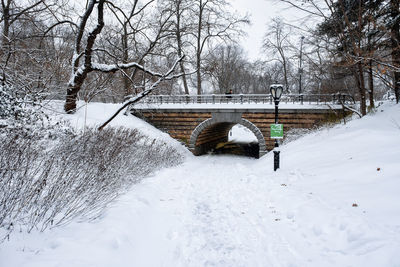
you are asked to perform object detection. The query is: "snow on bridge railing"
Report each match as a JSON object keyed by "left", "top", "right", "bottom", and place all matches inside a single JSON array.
[{"left": 142, "top": 93, "right": 355, "bottom": 105}]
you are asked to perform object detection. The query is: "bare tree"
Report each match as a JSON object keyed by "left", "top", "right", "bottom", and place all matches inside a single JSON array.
[
  {"left": 169, "top": 0, "right": 191, "bottom": 95},
  {"left": 98, "top": 55, "right": 185, "bottom": 130},
  {"left": 262, "top": 17, "right": 294, "bottom": 93},
  {"left": 205, "top": 44, "right": 247, "bottom": 93},
  {"left": 64, "top": 0, "right": 182, "bottom": 113},
  {"left": 279, "top": 0, "right": 400, "bottom": 107},
  {"left": 106, "top": 0, "right": 155, "bottom": 97},
  {"left": 189, "top": 0, "right": 249, "bottom": 95},
  {"left": 0, "top": 0, "right": 47, "bottom": 47},
  {"left": 0, "top": 0, "right": 76, "bottom": 104},
  {"left": 0, "top": 0, "right": 54, "bottom": 84}
]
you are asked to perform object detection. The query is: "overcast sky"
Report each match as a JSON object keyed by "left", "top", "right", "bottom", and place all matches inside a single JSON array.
[{"left": 230, "top": 0, "right": 302, "bottom": 61}]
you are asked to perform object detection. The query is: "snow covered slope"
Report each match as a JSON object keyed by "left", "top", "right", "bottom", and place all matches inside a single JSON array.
[
  {"left": 1, "top": 102, "right": 399, "bottom": 267},
  {"left": 47, "top": 100, "right": 191, "bottom": 156}
]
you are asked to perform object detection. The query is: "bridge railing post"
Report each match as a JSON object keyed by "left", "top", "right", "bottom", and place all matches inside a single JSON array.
[
  {"left": 300, "top": 94, "right": 303, "bottom": 105},
  {"left": 240, "top": 93, "right": 243, "bottom": 104},
  {"left": 212, "top": 94, "right": 215, "bottom": 104}
]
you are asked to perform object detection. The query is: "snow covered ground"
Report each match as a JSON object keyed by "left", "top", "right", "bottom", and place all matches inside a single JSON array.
[{"left": 1, "top": 101, "right": 400, "bottom": 267}]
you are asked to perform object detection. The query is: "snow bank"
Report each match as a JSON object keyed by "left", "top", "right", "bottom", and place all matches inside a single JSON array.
[
  {"left": 46, "top": 100, "right": 191, "bottom": 157},
  {"left": 252, "top": 102, "right": 400, "bottom": 266}
]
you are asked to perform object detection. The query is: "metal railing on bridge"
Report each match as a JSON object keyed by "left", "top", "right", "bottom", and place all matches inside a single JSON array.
[{"left": 142, "top": 93, "right": 355, "bottom": 105}]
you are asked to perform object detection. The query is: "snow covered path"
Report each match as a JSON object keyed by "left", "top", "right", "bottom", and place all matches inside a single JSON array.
[
  {"left": 2, "top": 154, "right": 399, "bottom": 267},
  {"left": 124, "top": 155, "right": 400, "bottom": 267},
  {"left": 1, "top": 102, "right": 400, "bottom": 267}
]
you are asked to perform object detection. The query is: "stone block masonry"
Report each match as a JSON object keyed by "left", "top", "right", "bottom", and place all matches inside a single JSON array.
[{"left": 131, "top": 107, "right": 343, "bottom": 158}]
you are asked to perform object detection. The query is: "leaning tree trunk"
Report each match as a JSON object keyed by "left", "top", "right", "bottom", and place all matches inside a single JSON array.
[
  {"left": 64, "top": 0, "right": 104, "bottom": 114},
  {"left": 64, "top": 71, "right": 89, "bottom": 113}
]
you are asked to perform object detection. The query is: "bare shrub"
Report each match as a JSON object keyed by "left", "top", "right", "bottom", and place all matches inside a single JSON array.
[{"left": 0, "top": 127, "right": 184, "bottom": 241}]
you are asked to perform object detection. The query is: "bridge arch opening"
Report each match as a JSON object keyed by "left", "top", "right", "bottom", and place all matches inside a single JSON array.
[{"left": 189, "top": 117, "right": 267, "bottom": 158}]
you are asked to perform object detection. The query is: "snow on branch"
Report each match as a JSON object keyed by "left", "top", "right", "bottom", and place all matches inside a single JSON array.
[
  {"left": 91, "top": 61, "right": 164, "bottom": 77},
  {"left": 350, "top": 55, "right": 400, "bottom": 72},
  {"left": 98, "top": 55, "right": 186, "bottom": 131},
  {"left": 341, "top": 103, "right": 362, "bottom": 118}
]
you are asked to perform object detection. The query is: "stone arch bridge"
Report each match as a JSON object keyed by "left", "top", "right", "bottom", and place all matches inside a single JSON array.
[{"left": 130, "top": 94, "right": 349, "bottom": 158}]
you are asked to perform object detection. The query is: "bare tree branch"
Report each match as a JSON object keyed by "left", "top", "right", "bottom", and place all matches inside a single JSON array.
[{"left": 98, "top": 55, "right": 185, "bottom": 131}]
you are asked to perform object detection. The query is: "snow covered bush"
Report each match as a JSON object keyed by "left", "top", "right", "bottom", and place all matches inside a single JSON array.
[
  {"left": 0, "top": 84, "right": 74, "bottom": 144},
  {"left": 0, "top": 84, "right": 44, "bottom": 129},
  {"left": 0, "top": 126, "right": 184, "bottom": 241}
]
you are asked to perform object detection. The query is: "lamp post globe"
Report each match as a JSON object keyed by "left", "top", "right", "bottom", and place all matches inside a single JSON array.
[{"left": 270, "top": 84, "right": 283, "bottom": 101}]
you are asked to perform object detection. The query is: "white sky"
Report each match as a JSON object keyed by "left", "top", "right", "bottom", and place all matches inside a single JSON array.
[{"left": 230, "top": 0, "right": 304, "bottom": 61}]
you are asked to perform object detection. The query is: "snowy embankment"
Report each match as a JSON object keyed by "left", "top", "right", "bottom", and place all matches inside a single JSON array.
[
  {"left": 1, "top": 102, "right": 400, "bottom": 267},
  {"left": 48, "top": 100, "right": 190, "bottom": 156}
]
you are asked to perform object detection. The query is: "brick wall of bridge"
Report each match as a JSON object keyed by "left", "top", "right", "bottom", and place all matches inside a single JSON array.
[{"left": 132, "top": 109, "right": 341, "bottom": 154}]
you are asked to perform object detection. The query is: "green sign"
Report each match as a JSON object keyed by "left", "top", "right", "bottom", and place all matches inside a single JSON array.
[{"left": 271, "top": 124, "right": 283, "bottom": 139}]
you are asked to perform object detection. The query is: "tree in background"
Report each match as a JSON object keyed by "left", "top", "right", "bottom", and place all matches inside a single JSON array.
[
  {"left": 204, "top": 45, "right": 246, "bottom": 94},
  {"left": 279, "top": 0, "right": 400, "bottom": 109},
  {"left": 164, "top": 0, "right": 193, "bottom": 95},
  {"left": 189, "top": 0, "right": 249, "bottom": 95},
  {"left": 1, "top": 0, "right": 252, "bottom": 110},
  {"left": 0, "top": 0, "right": 69, "bottom": 89},
  {"left": 262, "top": 17, "right": 295, "bottom": 93},
  {"left": 64, "top": 0, "right": 183, "bottom": 113}
]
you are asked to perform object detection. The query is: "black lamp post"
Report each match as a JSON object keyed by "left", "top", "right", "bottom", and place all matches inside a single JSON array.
[{"left": 270, "top": 84, "right": 283, "bottom": 171}]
